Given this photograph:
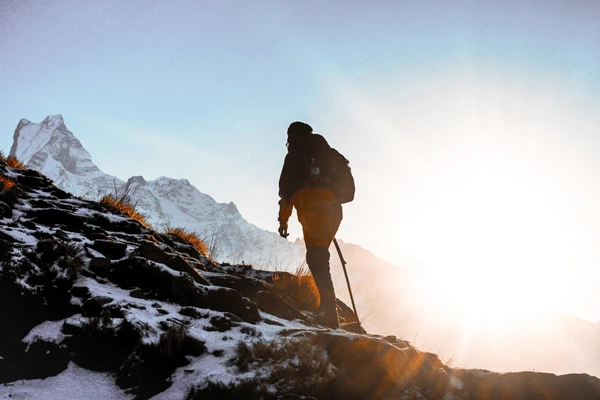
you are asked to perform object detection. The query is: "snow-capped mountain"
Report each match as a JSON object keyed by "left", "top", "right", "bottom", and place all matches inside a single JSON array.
[
  {"left": 122, "top": 174, "right": 306, "bottom": 268},
  {"left": 9, "top": 115, "right": 121, "bottom": 198}
]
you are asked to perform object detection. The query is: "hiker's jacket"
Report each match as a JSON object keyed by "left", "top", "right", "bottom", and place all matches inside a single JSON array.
[{"left": 278, "top": 133, "right": 342, "bottom": 247}]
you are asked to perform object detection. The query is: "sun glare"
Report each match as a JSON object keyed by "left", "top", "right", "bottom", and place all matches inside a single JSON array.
[
  {"left": 404, "top": 140, "right": 586, "bottom": 332},
  {"left": 336, "top": 69, "right": 600, "bottom": 329}
]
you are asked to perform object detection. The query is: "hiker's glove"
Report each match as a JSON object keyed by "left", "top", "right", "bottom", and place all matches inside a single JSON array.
[{"left": 278, "top": 221, "right": 289, "bottom": 238}]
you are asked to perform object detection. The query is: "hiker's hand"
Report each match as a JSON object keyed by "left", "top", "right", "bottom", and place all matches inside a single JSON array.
[{"left": 278, "top": 222, "right": 289, "bottom": 238}]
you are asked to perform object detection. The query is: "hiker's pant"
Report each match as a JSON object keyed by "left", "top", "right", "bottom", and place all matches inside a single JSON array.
[
  {"left": 294, "top": 189, "right": 342, "bottom": 310},
  {"left": 306, "top": 246, "right": 336, "bottom": 310}
]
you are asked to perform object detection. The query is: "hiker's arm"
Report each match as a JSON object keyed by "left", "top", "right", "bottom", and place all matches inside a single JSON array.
[
  {"left": 277, "top": 198, "right": 292, "bottom": 238},
  {"left": 278, "top": 198, "right": 293, "bottom": 224}
]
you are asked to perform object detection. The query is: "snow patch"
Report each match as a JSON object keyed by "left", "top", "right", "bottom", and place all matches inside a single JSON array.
[
  {"left": 23, "top": 320, "right": 68, "bottom": 350},
  {"left": 0, "top": 362, "right": 133, "bottom": 400},
  {"left": 449, "top": 375, "right": 464, "bottom": 390}
]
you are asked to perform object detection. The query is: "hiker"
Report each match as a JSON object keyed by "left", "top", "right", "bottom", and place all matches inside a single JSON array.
[{"left": 278, "top": 121, "right": 353, "bottom": 329}]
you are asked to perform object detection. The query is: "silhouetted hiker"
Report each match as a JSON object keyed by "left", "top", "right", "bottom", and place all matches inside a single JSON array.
[{"left": 278, "top": 121, "right": 354, "bottom": 329}]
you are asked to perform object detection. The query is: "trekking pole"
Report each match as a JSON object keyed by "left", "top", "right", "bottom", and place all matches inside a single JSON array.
[{"left": 333, "top": 238, "right": 360, "bottom": 323}]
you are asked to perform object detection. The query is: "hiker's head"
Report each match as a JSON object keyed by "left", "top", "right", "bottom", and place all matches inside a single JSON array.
[{"left": 287, "top": 121, "right": 313, "bottom": 136}]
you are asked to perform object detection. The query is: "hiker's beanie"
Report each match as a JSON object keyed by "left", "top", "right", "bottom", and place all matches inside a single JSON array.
[{"left": 287, "top": 121, "right": 313, "bottom": 136}]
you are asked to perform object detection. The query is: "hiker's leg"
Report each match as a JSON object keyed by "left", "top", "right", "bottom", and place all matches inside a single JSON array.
[
  {"left": 306, "top": 245, "right": 338, "bottom": 328},
  {"left": 306, "top": 246, "right": 335, "bottom": 306},
  {"left": 297, "top": 190, "right": 343, "bottom": 328}
]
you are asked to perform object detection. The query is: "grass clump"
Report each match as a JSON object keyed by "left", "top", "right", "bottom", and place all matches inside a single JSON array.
[
  {"left": 100, "top": 193, "right": 149, "bottom": 228},
  {"left": 188, "top": 336, "right": 335, "bottom": 399},
  {"left": 0, "top": 175, "right": 18, "bottom": 205},
  {"left": 0, "top": 151, "right": 25, "bottom": 169},
  {"left": 68, "top": 312, "right": 143, "bottom": 372},
  {"left": 0, "top": 175, "right": 16, "bottom": 192},
  {"left": 271, "top": 265, "right": 320, "bottom": 311},
  {"left": 117, "top": 322, "right": 206, "bottom": 399},
  {"left": 165, "top": 227, "right": 208, "bottom": 256},
  {"left": 57, "top": 242, "right": 85, "bottom": 278}
]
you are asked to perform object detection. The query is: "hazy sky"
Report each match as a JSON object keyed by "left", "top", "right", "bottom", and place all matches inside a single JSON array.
[{"left": 2, "top": 1, "right": 600, "bottom": 322}]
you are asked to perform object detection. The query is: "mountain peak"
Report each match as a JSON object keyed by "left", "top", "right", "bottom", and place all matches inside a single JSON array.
[
  {"left": 9, "top": 115, "right": 120, "bottom": 197},
  {"left": 10, "top": 115, "right": 70, "bottom": 164},
  {"left": 41, "top": 114, "right": 65, "bottom": 129}
]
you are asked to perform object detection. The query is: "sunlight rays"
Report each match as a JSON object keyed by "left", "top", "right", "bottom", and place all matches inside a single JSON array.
[{"left": 329, "top": 66, "right": 600, "bottom": 330}]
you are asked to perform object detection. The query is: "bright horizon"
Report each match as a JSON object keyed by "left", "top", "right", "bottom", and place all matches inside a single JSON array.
[{"left": 2, "top": 0, "right": 600, "bottom": 330}]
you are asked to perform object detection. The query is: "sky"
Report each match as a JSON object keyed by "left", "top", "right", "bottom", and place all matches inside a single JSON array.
[{"left": 2, "top": 0, "right": 600, "bottom": 323}]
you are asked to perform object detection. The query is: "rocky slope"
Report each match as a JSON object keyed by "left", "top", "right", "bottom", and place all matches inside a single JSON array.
[{"left": 2, "top": 151, "right": 600, "bottom": 399}]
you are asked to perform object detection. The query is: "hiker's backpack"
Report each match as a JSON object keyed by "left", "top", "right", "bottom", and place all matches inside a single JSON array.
[{"left": 305, "top": 136, "right": 355, "bottom": 204}]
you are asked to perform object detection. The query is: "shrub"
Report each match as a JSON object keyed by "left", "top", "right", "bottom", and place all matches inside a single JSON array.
[
  {"left": 271, "top": 265, "right": 320, "bottom": 311},
  {"left": 100, "top": 193, "right": 149, "bottom": 228},
  {"left": 165, "top": 227, "right": 208, "bottom": 256}
]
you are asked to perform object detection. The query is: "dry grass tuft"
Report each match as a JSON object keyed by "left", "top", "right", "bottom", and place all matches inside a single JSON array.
[
  {"left": 272, "top": 265, "right": 320, "bottom": 311},
  {"left": 0, "top": 175, "right": 16, "bottom": 192},
  {"left": 100, "top": 193, "right": 149, "bottom": 228},
  {"left": 0, "top": 151, "right": 25, "bottom": 169},
  {"left": 165, "top": 227, "right": 208, "bottom": 256},
  {"left": 0, "top": 173, "right": 20, "bottom": 205}
]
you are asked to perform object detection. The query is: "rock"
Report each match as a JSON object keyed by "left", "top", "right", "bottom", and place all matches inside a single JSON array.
[
  {"left": 455, "top": 370, "right": 600, "bottom": 400},
  {"left": 62, "top": 319, "right": 83, "bottom": 335},
  {"left": 70, "top": 286, "right": 91, "bottom": 299},
  {"left": 254, "top": 290, "right": 306, "bottom": 321},
  {"left": 0, "top": 201, "right": 11, "bottom": 218},
  {"left": 92, "top": 239, "right": 127, "bottom": 260},
  {"left": 29, "top": 208, "right": 84, "bottom": 231},
  {"left": 321, "top": 333, "right": 449, "bottom": 400},
  {"left": 89, "top": 257, "right": 112, "bottom": 276},
  {"left": 55, "top": 229, "right": 70, "bottom": 240},
  {"left": 136, "top": 241, "right": 210, "bottom": 285},
  {"left": 206, "top": 315, "right": 240, "bottom": 332},
  {"left": 83, "top": 296, "right": 114, "bottom": 316},
  {"left": 130, "top": 289, "right": 147, "bottom": 299},
  {"left": 136, "top": 241, "right": 169, "bottom": 263}
]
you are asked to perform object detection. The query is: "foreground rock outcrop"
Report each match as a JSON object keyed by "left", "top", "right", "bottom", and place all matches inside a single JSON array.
[{"left": 1, "top": 157, "right": 600, "bottom": 399}]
